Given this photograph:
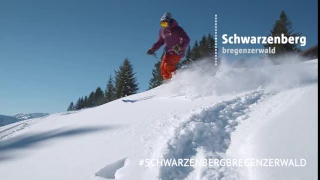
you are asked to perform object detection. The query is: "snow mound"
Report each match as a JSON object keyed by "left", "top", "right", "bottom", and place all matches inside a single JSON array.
[
  {"left": 95, "top": 157, "right": 127, "bottom": 179},
  {"left": 157, "top": 90, "right": 266, "bottom": 180}
]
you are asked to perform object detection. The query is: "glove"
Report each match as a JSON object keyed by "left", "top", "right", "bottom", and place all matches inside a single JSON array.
[
  {"left": 173, "top": 45, "right": 181, "bottom": 54},
  {"left": 147, "top": 49, "right": 154, "bottom": 55}
]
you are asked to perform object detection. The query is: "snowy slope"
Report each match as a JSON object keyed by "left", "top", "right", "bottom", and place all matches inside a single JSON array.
[
  {"left": 0, "top": 58, "right": 317, "bottom": 180},
  {"left": 227, "top": 85, "right": 318, "bottom": 180}
]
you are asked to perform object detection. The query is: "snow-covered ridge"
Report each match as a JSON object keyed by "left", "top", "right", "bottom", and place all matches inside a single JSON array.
[
  {"left": 13, "top": 113, "right": 49, "bottom": 120},
  {"left": 0, "top": 115, "right": 19, "bottom": 127},
  {"left": 0, "top": 113, "right": 49, "bottom": 127}
]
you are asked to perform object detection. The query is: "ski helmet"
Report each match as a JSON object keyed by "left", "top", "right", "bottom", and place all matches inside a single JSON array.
[
  {"left": 160, "top": 12, "right": 172, "bottom": 22},
  {"left": 160, "top": 12, "right": 172, "bottom": 28}
]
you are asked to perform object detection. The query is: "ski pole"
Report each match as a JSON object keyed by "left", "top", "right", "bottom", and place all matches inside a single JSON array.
[
  {"left": 152, "top": 53, "right": 158, "bottom": 59},
  {"left": 152, "top": 53, "right": 161, "bottom": 62}
]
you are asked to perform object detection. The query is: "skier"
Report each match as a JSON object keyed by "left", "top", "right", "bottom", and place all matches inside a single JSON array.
[{"left": 147, "top": 12, "right": 190, "bottom": 81}]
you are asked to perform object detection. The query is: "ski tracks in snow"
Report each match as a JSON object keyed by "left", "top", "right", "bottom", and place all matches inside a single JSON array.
[
  {"left": 0, "top": 111, "right": 79, "bottom": 140},
  {"left": 157, "top": 90, "right": 267, "bottom": 180},
  {"left": 0, "top": 118, "right": 46, "bottom": 140}
]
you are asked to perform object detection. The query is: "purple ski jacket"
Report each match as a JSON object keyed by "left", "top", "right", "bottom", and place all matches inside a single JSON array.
[{"left": 151, "top": 19, "right": 190, "bottom": 56}]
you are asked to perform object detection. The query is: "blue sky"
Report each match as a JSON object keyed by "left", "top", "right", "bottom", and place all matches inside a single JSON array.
[{"left": 0, "top": 0, "right": 317, "bottom": 115}]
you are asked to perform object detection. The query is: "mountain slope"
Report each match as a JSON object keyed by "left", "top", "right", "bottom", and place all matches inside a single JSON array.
[
  {"left": 13, "top": 113, "right": 49, "bottom": 120},
  {"left": 0, "top": 115, "right": 19, "bottom": 126},
  {"left": 0, "top": 113, "right": 49, "bottom": 127},
  {"left": 0, "top": 59, "right": 317, "bottom": 180}
]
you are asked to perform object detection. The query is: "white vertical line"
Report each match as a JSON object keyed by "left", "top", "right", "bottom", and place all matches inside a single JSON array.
[{"left": 215, "top": 14, "right": 218, "bottom": 66}]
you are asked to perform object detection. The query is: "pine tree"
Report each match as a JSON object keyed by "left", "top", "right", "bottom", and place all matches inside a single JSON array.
[
  {"left": 75, "top": 97, "right": 85, "bottom": 110},
  {"left": 207, "top": 33, "right": 215, "bottom": 52},
  {"left": 94, "top": 87, "right": 105, "bottom": 106},
  {"left": 264, "top": 11, "right": 302, "bottom": 61},
  {"left": 199, "top": 35, "right": 210, "bottom": 58},
  {"left": 115, "top": 58, "right": 139, "bottom": 98},
  {"left": 105, "top": 75, "right": 116, "bottom": 103},
  {"left": 148, "top": 60, "right": 162, "bottom": 89},
  {"left": 179, "top": 45, "right": 192, "bottom": 68},
  {"left": 75, "top": 98, "right": 80, "bottom": 110},
  {"left": 83, "top": 96, "right": 88, "bottom": 108},
  {"left": 191, "top": 41, "right": 201, "bottom": 61},
  {"left": 74, "top": 99, "right": 78, "bottom": 110},
  {"left": 87, "top": 91, "right": 95, "bottom": 107},
  {"left": 114, "top": 69, "right": 121, "bottom": 97},
  {"left": 79, "top": 97, "right": 85, "bottom": 109},
  {"left": 185, "top": 45, "right": 192, "bottom": 60},
  {"left": 148, "top": 52, "right": 165, "bottom": 89},
  {"left": 67, "top": 102, "right": 75, "bottom": 111}
]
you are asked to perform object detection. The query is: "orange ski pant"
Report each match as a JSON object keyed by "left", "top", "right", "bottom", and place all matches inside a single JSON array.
[{"left": 160, "top": 54, "right": 182, "bottom": 80}]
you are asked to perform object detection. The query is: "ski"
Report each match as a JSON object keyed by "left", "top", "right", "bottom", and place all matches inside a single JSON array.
[
  {"left": 122, "top": 99, "right": 137, "bottom": 103},
  {"left": 122, "top": 95, "right": 156, "bottom": 103}
]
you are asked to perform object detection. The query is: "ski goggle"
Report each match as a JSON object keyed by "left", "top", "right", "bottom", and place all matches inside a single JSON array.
[{"left": 160, "top": 21, "right": 169, "bottom": 28}]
